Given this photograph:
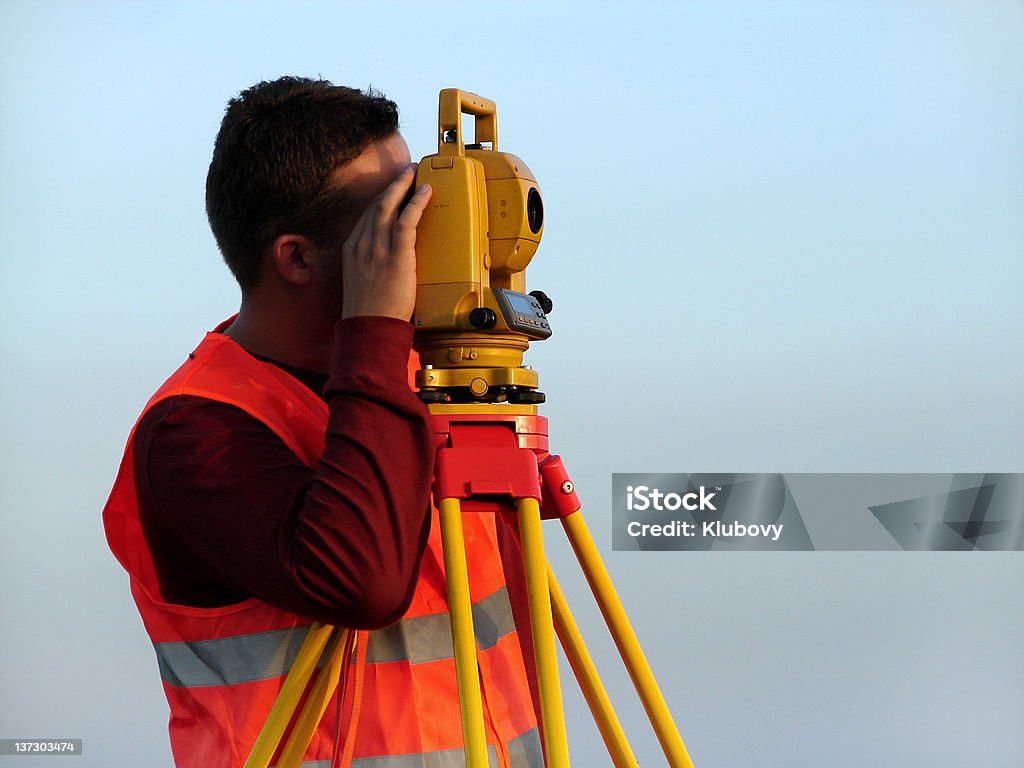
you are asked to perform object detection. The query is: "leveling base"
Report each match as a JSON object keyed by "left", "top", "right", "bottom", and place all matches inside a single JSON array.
[{"left": 416, "top": 366, "right": 545, "bottom": 404}]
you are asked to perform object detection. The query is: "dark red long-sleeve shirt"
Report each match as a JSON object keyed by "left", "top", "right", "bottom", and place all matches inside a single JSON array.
[{"left": 132, "top": 316, "right": 435, "bottom": 628}]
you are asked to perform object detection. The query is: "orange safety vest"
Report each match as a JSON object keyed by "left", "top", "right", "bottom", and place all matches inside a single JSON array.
[{"left": 103, "top": 327, "right": 542, "bottom": 768}]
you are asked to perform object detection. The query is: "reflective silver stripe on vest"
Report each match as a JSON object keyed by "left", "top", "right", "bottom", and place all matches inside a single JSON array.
[
  {"left": 506, "top": 727, "right": 544, "bottom": 768},
  {"left": 155, "top": 587, "right": 518, "bottom": 688},
  {"left": 155, "top": 624, "right": 316, "bottom": 688},
  {"left": 349, "top": 744, "right": 499, "bottom": 768},
  {"left": 327, "top": 728, "right": 541, "bottom": 768},
  {"left": 366, "top": 586, "right": 517, "bottom": 665}
]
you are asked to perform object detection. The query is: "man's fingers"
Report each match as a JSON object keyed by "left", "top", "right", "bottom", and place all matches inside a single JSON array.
[
  {"left": 338, "top": 167, "right": 429, "bottom": 321},
  {"left": 393, "top": 184, "right": 432, "bottom": 254},
  {"left": 372, "top": 162, "right": 420, "bottom": 228},
  {"left": 397, "top": 183, "right": 432, "bottom": 226}
]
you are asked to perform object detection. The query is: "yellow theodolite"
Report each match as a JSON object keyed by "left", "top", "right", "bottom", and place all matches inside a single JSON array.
[
  {"left": 413, "top": 88, "right": 550, "bottom": 402},
  {"left": 245, "top": 89, "right": 695, "bottom": 768}
]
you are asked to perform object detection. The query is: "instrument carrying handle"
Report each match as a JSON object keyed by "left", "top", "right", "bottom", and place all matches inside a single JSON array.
[{"left": 437, "top": 88, "right": 498, "bottom": 155}]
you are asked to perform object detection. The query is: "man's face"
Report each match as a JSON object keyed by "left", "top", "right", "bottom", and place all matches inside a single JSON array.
[
  {"left": 316, "top": 132, "right": 413, "bottom": 319},
  {"left": 334, "top": 132, "right": 413, "bottom": 214}
]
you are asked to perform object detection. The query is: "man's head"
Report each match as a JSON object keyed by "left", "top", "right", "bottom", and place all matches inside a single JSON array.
[{"left": 206, "top": 76, "right": 400, "bottom": 290}]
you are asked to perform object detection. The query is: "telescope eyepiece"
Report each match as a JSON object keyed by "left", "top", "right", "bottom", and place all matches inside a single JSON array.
[{"left": 469, "top": 307, "right": 498, "bottom": 330}]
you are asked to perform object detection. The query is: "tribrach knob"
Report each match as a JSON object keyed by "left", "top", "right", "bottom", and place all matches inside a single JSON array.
[
  {"left": 469, "top": 307, "right": 497, "bottom": 329},
  {"left": 529, "top": 290, "right": 553, "bottom": 314}
]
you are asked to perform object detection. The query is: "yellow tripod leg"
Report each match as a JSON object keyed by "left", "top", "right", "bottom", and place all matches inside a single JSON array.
[
  {"left": 438, "top": 497, "right": 490, "bottom": 768},
  {"left": 517, "top": 497, "right": 571, "bottom": 768},
  {"left": 275, "top": 628, "right": 351, "bottom": 768},
  {"left": 562, "top": 511, "right": 695, "bottom": 768},
  {"left": 548, "top": 566, "right": 638, "bottom": 768},
  {"left": 244, "top": 622, "right": 336, "bottom": 768}
]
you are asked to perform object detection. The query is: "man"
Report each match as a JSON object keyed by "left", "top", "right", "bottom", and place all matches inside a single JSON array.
[{"left": 104, "top": 77, "right": 542, "bottom": 768}]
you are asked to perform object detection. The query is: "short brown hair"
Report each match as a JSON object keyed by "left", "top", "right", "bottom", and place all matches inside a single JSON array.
[{"left": 205, "top": 76, "right": 399, "bottom": 289}]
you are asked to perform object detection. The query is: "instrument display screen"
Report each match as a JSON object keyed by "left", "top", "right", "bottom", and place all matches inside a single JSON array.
[{"left": 494, "top": 289, "right": 552, "bottom": 339}]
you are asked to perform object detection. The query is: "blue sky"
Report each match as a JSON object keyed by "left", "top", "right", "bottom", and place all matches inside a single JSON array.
[{"left": 1, "top": 2, "right": 1022, "bottom": 766}]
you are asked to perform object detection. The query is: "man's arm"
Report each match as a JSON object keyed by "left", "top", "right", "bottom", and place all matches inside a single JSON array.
[{"left": 136, "top": 316, "right": 434, "bottom": 628}]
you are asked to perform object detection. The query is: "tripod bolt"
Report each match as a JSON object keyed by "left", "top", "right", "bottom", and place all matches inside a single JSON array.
[{"left": 560, "top": 481, "right": 574, "bottom": 495}]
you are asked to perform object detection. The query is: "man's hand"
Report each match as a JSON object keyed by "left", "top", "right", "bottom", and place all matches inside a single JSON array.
[{"left": 341, "top": 163, "right": 433, "bottom": 321}]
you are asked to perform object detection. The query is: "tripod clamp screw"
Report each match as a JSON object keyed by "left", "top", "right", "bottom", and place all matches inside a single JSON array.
[{"left": 538, "top": 455, "right": 580, "bottom": 519}]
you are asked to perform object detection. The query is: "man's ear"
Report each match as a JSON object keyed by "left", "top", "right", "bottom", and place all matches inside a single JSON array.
[{"left": 269, "top": 234, "right": 317, "bottom": 286}]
